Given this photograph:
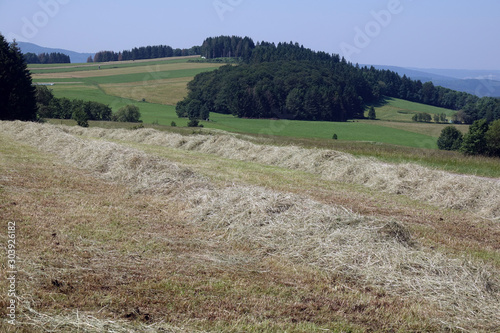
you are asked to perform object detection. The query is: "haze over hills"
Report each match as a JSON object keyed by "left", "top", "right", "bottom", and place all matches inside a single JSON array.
[
  {"left": 367, "top": 65, "right": 500, "bottom": 98},
  {"left": 16, "top": 41, "right": 94, "bottom": 64}
]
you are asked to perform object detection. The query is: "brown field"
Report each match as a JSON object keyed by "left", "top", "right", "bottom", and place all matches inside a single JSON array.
[
  {"left": 100, "top": 77, "right": 191, "bottom": 105},
  {"left": 359, "top": 120, "right": 470, "bottom": 137},
  {"left": 0, "top": 121, "right": 499, "bottom": 332}
]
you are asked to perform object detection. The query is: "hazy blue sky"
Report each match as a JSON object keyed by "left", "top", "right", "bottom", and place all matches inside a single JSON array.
[{"left": 1, "top": 0, "right": 499, "bottom": 70}]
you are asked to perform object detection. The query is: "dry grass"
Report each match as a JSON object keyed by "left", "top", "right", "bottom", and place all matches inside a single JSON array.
[
  {"left": 100, "top": 77, "right": 191, "bottom": 105},
  {"left": 188, "top": 185, "right": 500, "bottom": 330},
  {"left": 1, "top": 121, "right": 499, "bottom": 332},
  {"left": 62, "top": 125, "right": 500, "bottom": 220}
]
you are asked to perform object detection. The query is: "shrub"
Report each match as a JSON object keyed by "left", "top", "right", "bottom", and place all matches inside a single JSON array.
[
  {"left": 437, "top": 126, "right": 463, "bottom": 151},
  {"left": 112, "top": 105, "right": 141, "bottom": 122},
  {"left": 187, "top": 119, "right": 200, "bottom": 127},
  {"left": 72, "top": 108, "right": 89, "bottom": 127},
  {"left": 367, "top": 106, "right": 376, "bottom": 120}
]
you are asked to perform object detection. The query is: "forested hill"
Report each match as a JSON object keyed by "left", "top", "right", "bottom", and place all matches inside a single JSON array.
[{"left": 179, "top": 35, "right": 500, "bottom": 123}]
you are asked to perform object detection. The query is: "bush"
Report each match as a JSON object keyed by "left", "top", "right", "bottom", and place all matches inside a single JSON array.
[
  {"left": 112, "top": 105, "right": 141, "bottom": 122},
  {"left": 72, "top": 108, "right": 89, "bottom": 127},
  {"left": 187, "top": 119, "right": 200, "bottom": 127},
  {"left": 367, "top": 106, "right": 376, "bottom": 120},
  {"left": 437, "top": 126, "right": 463, "bottom": 151}
]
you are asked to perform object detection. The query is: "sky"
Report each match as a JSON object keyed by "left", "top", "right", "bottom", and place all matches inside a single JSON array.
[{"left": 1, "top": 0, "right": 499, "bottom": 70}]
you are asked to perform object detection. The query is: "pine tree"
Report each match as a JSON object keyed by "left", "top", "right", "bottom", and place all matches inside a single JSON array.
[{"left": 0, "top": 35, "right": 37, "bottom": 121}]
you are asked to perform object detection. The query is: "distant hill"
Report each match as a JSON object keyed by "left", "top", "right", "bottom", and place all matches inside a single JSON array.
[
  {"left": 16, "top": 42, "right": 94, "bottom": 64},
  {"left": 367, "top": 64, "right": 500, "bottom": 98}
]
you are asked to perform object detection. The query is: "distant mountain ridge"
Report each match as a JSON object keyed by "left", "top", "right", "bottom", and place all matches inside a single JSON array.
[
  {"left": 367, "top": 64, "right": 500, "bottom": 98},
  {"left": 16, "top": 41, "right": 94, "bottom": 64}
]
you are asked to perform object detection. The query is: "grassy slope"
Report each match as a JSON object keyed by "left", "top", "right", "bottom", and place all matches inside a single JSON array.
[
  {"left": 1, "top": 123, "right": 498, "bottom": 332},
  {"left": 31, "top": 58, "right": 460, "bottom": 149},
  {"left": 374, "top": 97, "right": 456, "bottom": 122},
  {"left": 34, "top": 58, "right": 500, "bottom": 177}
]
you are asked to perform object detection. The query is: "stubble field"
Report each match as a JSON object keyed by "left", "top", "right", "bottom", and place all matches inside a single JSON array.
[{"left": 0, "top": 120, "right": 499, "bottom": 332}]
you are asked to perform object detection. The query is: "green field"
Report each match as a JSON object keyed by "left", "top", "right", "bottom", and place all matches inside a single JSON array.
[
  {"left": 373, "top": 97, "right": 456, "bottom": 121},
  {"left": 31, "top": 57, "right": 461, "bottom": 150}
]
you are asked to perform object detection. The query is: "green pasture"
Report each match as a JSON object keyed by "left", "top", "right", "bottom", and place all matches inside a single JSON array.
[
  {"left": 199, "top": 114, "right": 438, "bottom": 149},
  {"left": 32, "top": 57, "right": 462, "bottom": 149},
  {"left": 372, "top": 97, "right": 456, "bottom": 121}
]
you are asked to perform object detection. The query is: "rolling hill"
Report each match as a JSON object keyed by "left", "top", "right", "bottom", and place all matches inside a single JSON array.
[
  {"left": 17, "top": 41, "right": 94, "bottom": 63},
  {"left": 369, "top": 64, "right": 500, "bottom": 97}
]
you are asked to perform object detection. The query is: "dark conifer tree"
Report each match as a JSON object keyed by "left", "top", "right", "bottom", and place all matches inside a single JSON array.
[{"left": 0, "top": 35, "right": 37, "bottom": 121}]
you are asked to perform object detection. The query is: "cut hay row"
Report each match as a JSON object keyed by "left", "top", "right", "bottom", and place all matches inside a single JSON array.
[
  {"left": 17, "top": 301, "right": 202, "bottom": 333},
  {"left": 0, "top": 121, "right": 208, "bottom": 195},
  {"left": 62, "top": 125, "right": 500, "bottom": 220},
  {"left": 1, "top": 121, "right": 499, "bottom": 330},
  {"left": 189, "top": 185, "right": 500, "bottom": 331}
]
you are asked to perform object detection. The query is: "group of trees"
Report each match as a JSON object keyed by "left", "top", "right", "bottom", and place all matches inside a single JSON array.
[
  {"left": 35, "top": 85, "right": 112, "bottom": 124},
  {"left": 190, "top": 35, "right": 500, "bottom": 124},
  {"left": 412, "top": 112, "right": 448, "bottom": 123},
  {"left": 177, "top": 59, "right": 374, "bottom": 122},
  {"left": 24, "top": 52, "right": 70, "bottom": 64},
  {"left": 90, "top": 45, "right": 201, "bottom": 63},
  {"left": 0, "top": 35, "right": 37, "bottom": 121},
  {"left": 438, "top": 119, "right": 500, "bottom": 157},
  {"left": 35, "top": 85, "right": 141, "bottom": 126}
]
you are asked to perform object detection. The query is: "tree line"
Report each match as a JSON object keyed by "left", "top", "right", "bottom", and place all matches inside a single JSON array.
[
  {"left": 35, "top": 85, "right": 141, "bottom": 126},
  {"left": 35, "top": 85, "right": 112, "bottom": 121},
  {"left": 24, "top": 52, "right": 71, "bottom": 64},
  {"left": 89, "top": 45, "right": 201, "bottom": 63},
  {"left": 193, "top": 36, "right": 500, "bottom": 124}
]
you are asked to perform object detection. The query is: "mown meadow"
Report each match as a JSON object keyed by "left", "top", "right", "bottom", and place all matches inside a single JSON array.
[{"left": 0, "top": 57, "right": 498, "bottom": 332}]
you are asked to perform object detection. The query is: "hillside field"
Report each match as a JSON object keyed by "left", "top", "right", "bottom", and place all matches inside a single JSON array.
[
  {"left": 0, "top": 120, "right": 499, "bottom": 332},
  {"left": 30, "top": 58, "right": 467, "bottom": 150},
  {"left": 0, "top": 57, "right": 498, "bottom": 332}
]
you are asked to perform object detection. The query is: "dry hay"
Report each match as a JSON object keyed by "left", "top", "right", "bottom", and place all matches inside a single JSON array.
[
  {"left": 188, "top": 185, "right": 500, "bottom": 331},
  {"left": 1, "top": 121, "right": 499, "bottom": 330},
  {"left": 60, "top": 125, "right": 500, "bottom": 220},
  {"left": 15, "top": 300, "right": 201, "bottom": 333},
  {"left": 0, "top": 121, "right": 206, "bottom": 195}
]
